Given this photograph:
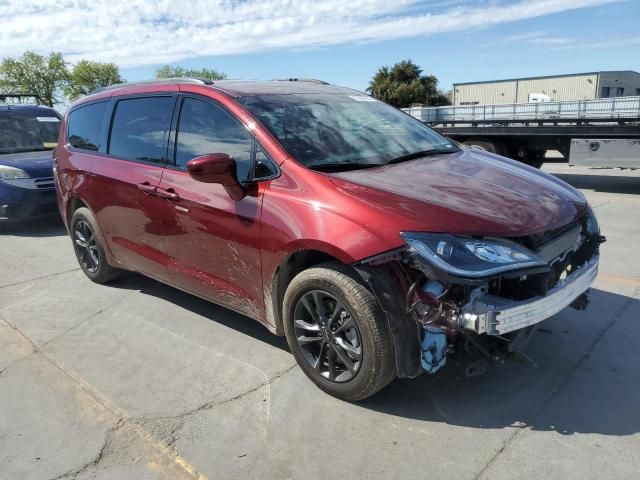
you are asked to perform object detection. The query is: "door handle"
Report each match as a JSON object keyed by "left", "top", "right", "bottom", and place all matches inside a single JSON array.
[
  {"left": 156, "top": 187, "right": 180, "bottom": 201},
  {"left": 138, "top": 182, "right": 157, "bottom": 195}
]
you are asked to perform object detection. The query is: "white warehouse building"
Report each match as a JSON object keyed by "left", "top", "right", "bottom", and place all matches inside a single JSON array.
[{"left": 452, "top": 70, "right": 640, "bottom": 105}]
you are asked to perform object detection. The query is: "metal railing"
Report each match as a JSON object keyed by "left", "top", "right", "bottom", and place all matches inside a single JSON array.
[
  {"left": 403, "top": 96, "right": 640, "bottom": 123},
  {"left": 0, "top": 93, "right": 41, "bottom": 104}
]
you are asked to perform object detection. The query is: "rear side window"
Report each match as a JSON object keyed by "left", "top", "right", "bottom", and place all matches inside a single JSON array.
[
  {"left": 68, "top": 102, "right": 107, "bottom": 152},
  {"left": 108, "top": 97, "right": 174, "bottom": 164},
  {"left": 175, "top": 97, "right": 253, "bottom": 180}
]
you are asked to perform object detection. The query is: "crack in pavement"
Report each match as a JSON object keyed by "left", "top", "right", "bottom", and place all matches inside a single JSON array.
[
  {"left": 42, "top": 364, "right": 298, "bottom": 480},
  {"left": 48, "top": 419, "right": 122, "bottom": 480},
  {"left": 0, "top": 260, "right": 301, "bottom": 478},
  {"left": 128, "top": 361, "right": 299, "bottom": 463},
  {"left": 135, "top": 362, "right": 298, "bottom": 424},
  {"left": 0, "top": 268, "right": 81, "bottom": 289},
  {"left": 0, "top": 288, "right": 138, "bottom": 378},
  {"left": 0, "top": 315, "right": 40, "bottom": 378},
  {"left": 2, "top": 301, "right": 299, "bottom": 480},
  {"left": 472, "top": 287, "right": 640, "bottom": 480}
]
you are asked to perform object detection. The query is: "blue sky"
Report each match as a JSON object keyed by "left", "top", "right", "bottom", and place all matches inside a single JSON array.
[
  {"left": 121, "top": 1, "right": 640, "bottom": 92},
  {"left": 2, "top": 0, "right": 638, "bottom": 93}
]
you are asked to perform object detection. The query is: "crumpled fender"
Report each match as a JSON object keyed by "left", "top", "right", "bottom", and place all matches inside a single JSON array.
[{"left": 354, "top": 261, "right": 423, "bottom": 379}]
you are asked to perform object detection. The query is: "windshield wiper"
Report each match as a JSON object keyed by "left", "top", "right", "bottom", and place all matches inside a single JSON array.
[
  {"left": 307, "top": 161, "right": 384, "bottom": 172},
  {"left": 386, "top": 147, "right": 457, "bottom": 166}
]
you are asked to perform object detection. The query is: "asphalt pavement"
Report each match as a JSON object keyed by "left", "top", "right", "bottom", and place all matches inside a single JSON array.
[{"left": 1, "top": 163, "right": 639, "bottom": 480}]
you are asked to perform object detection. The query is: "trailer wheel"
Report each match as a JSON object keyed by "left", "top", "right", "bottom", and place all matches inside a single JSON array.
[{"left": 463, "top": 140, "right": 503, "bottom": 155}]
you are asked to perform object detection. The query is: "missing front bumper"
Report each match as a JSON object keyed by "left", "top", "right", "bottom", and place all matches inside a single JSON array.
[{"left": 460, "top": 255, "right": 599, "bottom": 335}]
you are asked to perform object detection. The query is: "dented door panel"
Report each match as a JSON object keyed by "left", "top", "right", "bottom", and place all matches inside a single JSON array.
[{"left": 159, "top": 168, "right": 264, "bottom": 320}]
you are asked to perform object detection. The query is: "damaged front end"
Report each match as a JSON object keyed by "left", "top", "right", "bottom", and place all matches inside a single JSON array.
[{"left": 355, "top": 207, "right": 605, "bottom": 379}]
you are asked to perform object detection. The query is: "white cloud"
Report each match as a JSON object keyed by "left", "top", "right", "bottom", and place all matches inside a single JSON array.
[
  {"left": 556, "top": 36, "right": 640, "bottom": 49},
  {"left": 505, "top": 31, "right": 575, "bottom": 46},
  {"left": 0, "top": 0, "right": 622, "bottom": 67},
  {"left": 503, "top": 28, "right": 639, "bottom": 50}
]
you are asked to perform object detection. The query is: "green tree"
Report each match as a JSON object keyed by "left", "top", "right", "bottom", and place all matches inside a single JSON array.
[
  {"left": 155, "top": 65, "right": 226, "bottom": 82},
  {"left": 0, "top": 51, "right": 68, "bottom": 106},
  {"left": 66, "top": 60, "right": 124, "bottom": 100},
  {"left": 367, "top": 59, "right": 449, "bottom": 108},
  {"left": 432, "top": 90, "right": 452, "bottom": 106}
]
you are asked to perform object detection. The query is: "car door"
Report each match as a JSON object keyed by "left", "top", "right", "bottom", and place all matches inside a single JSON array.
[
  {"left": 89, "top": 94, "right": 177, "bottom": 281},
  {"left": 158, "top": 95, "right": 275, "bottom": 318}
]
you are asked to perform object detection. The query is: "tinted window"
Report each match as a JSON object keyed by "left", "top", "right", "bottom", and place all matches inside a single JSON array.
[
  {"left": 109, "top": 97, "right": 174, "bottom": 163},
  {"left": 0, "top": 109, "right": 61, "bottom": 154},
  {"left": 175, "top": 98, "right": 253, "bottom": 180},
  {"left": 68, "top": 102, "right": 107, "bottom": 152}
]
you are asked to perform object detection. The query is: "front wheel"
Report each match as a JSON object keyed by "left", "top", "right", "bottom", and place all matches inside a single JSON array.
[{"left": 283, "top": 263, "right": 395, "bottom": 401}]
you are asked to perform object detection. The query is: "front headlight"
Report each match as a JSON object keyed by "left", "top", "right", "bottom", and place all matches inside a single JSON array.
[
  {"left": 0, "top": 165, "right": 30, "bottom": 180},
  {"left": 584, "top": 204, "right": 599, "bottom": 235},
  {"left": 401, "top": 232, "right": 547, "bottom": 278}
]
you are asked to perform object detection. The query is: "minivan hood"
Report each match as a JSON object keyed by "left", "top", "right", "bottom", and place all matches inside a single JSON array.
[
  {"left": 0, "top": 150, "right": 53, "bottom": 178},
  {"left": 329, "top": 149, "right": 586, "bottom": 237}
]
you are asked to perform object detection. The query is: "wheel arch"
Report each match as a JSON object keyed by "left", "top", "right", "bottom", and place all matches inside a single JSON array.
[
  {"left": 66, "top": 196, "right": 120, "bottom": 268},
  {"left": 266, "top": 245, "right": 359, "bottom": 336},
  {"left": 66, "top": 196, "right": 89, "bottom": 225}
]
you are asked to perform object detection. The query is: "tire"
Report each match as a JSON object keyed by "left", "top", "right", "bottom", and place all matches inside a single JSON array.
[
  {"left": 70, "top": 207, "right": 121, "bottom": 284},
  {"left": 283, "top": 262, "right": 395, "bottom": 401},
  {"left": 463, "top": 139, "right": 500, "bottom": 154}
]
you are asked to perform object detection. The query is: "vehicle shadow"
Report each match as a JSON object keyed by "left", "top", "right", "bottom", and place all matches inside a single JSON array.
[
  {"left": 553, "top": 172, "right": 640, "bottom": 195},
  {"left": 1, "top": 216, "right": 67, "bottom": 237},
  {"left": 361, "top": 287, "right": 640, "bottom": 437},
  {"left": 110, "top": 271, "right": 290, "bottom": 352},
  {"left": 100, "top": 274, "right": 639, "bottom": 436}
]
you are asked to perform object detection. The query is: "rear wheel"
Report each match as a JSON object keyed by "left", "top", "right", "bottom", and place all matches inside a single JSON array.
[
  {"left": 283, "top": 263, "right": 395, "bottom": 401},
  {"left": 70, "top": 207, "right": 121, "bottom": 284}
]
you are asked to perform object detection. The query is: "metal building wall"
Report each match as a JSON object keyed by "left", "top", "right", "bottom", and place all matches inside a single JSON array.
[
  {"left": 598, "top": 71, "right": 640, "bottom": 97},
  {"left": 453, "top": 73, "right": 602, "bottom": 105},
  {"left": 453, "top": 81, "right": 517, "bottom": 105},
  {"left": 515, "top": 74, "right": 598, "bottom": 102}
]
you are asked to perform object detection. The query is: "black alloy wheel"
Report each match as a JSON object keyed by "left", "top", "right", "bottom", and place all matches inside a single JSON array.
[
  {"left": 73, "top": 220, "right": 99, "bottom": 273},
  {"left": 283, "top": 262, "right": 396, "bottom": 400},
  {"left": 293, "top": 289, "right": 363, "bottom": 382}
]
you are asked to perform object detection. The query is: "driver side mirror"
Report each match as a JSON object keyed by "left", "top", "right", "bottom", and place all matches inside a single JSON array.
[
  {"left": 186, "top": 153, "right": 237, "bottom": 185},
  {"left": 186, "top": 153, "right": 255, "bottom": 200}
]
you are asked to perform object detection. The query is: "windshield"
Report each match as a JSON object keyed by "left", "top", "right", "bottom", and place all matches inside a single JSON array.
[
  {"left": 0, "top": 110, "right": 61, "bottom": 154},
  {"left": 239, "top": 93, "right": 457, "bottom": 171}
]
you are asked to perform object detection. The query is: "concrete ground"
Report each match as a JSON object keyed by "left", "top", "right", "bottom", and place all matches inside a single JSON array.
[{"left": 1, "top": 163, "right": 639, "bottom": 480}]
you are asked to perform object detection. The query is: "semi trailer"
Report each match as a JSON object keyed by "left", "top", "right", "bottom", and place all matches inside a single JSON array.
[{"left": 404, "top": 96, "right": 640, "bottom": 168}]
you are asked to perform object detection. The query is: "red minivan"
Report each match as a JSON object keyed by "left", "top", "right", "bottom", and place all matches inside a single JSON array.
[{"left": 54, "top": 78, "right": 603, "bottom": 400}]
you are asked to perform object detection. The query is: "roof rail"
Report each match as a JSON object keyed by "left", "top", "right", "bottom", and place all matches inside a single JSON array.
[
  {"left": 92, "top": 77, "right": 214, "bottom": 94},
  {"left": 273, "top": 78, "right": 331, "bottom": 85}
]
